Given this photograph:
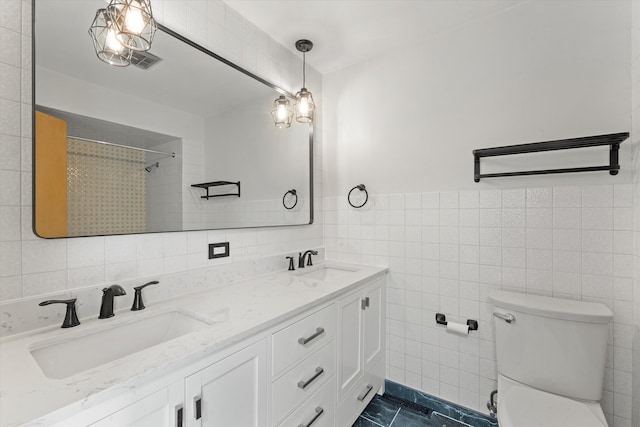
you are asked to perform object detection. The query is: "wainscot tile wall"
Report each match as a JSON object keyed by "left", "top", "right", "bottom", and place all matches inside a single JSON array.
[
  {"left": 0, "top": 0, "right": 323, "bottom": 307},
  {"left": 324, "top": 184, "right": 634, "bottom": 426}
]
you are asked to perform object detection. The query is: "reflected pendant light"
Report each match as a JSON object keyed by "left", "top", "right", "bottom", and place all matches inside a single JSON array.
[
  {"left": 107, "top": 0, "right": 157, "bottom": 51},
  {"left": 271, "top": 95, "right": 294, "bottom": 128},
  {"left": 294, "top": 39, "right": 315, "bottom": 123},
  {"left": 88, "top": 8, "right": 133, "bottom": 67}
]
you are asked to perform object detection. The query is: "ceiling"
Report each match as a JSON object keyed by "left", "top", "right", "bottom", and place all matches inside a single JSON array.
[{"left": 225, "top": 0, "right": 529, "bottom": 74}]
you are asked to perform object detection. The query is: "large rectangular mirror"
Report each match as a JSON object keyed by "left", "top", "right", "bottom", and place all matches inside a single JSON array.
[{"left": 33, "top": 0, "right": 313, "bottom": 238}]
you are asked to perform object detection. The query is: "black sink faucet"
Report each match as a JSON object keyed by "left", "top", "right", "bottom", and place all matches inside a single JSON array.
[
  {"left": 39, "top": 298, "right": 80, "bottom": 328},
  {"left": 131, "top": 280, "right": 159, "bottom": 311},
  {"left": 99, "top": 284, "right": 127, "bottom": 319},
  {"left": 298, "top": 250, "right": 319, "bottom": 268}
]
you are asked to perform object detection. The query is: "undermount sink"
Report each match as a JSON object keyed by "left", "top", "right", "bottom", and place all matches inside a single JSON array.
[
  {"left": 30, "top": 309, "right": 213, "bottom": 379},
  {"left": 298, "top": 265, "right": 359, "bottom": 281}
]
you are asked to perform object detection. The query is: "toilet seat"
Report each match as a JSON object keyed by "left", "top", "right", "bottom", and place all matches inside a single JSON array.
[{"left": 497, "top": 376, "right": 608, "bottom": 427}]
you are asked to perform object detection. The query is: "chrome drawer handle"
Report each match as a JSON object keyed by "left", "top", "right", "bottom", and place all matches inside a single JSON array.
[
  {"left": 297, "top": 367, "right": 324, "bottom": 390},
  {"left": 357, "top": 384, "right": 374, "bottom": 401},
  {"left": 298, "top": 327, "right": 325, "bottom": 345},
  {"left": 493, "top": 312, "right": 515, "bottom": 324},
  {"left": 297, "top": 407, "right": 324, "bottom": 427}
]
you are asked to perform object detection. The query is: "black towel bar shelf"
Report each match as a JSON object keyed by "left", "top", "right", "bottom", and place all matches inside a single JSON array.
[
  {"left": 191, "top": 181, "right": 240, "bottom": 199},
  {"left": 473, "top": 132, "right": 629, "bottom": 182}
]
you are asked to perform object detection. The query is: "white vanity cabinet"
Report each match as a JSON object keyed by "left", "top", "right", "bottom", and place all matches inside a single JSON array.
[
  {"left": 336, "top": 277, "right": 384, "bottom": 426},
  {"left": 83, "top": 340, "right": 267, "bottom": 427},
  {"left": 185, "top": 339, "right": 268, "bottom": 427},
  {"left": 88, "top": 383, "right": 183, "bottom": 427},
  {"left": 42, "top": 270, "right": 386, "bottom": 427}
]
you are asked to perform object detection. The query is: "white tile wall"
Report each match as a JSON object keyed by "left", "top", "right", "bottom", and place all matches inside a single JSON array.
[
  {"left": 0, "top": 1, "right": 322, "bottom": 304},
  {"left": 631, "top": 2, "right": 640, "bottom": 426},
  {"left": 324, "top": 183, "right": 634, "bottom": 425}
]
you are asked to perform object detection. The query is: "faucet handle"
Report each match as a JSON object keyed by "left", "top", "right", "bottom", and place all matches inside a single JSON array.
[
  {"left": 131, "top": 281, "right": 159, "bottom": 311},
  {"left": 286, "top": 256, "right": 295, "bottom": 271},
  {"left": 39, "top": 298, "right": 81, "bottom": 328}
]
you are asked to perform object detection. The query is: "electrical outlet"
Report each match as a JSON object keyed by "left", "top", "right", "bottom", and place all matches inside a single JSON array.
[{"left": 208, "top": 242, "right": 230, "bottom": 259}]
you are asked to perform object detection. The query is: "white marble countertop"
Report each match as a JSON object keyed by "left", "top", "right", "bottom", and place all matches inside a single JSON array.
[{"left": 0, "top": 261, "right": 386, "bottom": 427}]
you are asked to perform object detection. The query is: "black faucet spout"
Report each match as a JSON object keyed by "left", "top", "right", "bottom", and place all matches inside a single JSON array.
[
  {"left": 298, "top": 250, "right": 319, "bottom": 268},
  {"left": 99, "top": 284, "right": 126, "bottom": 319}
]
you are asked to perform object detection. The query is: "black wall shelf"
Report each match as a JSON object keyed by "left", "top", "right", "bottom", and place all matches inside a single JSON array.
[
  {"left": 473, "top": 132, "right": 629, "bottom": 182},
  {"left": 191, "top": 181, "right": 241, "bottom": 199}
]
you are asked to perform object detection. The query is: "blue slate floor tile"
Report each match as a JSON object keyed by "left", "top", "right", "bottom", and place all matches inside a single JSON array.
[
  {"left": 390, "top": 408, "right": 432, "bottom": 426},
  {"left": 358, "top": 395, "right": 400, "bottom": 426},
  {"left": 354, "top": 381, "right": 499, "bottom": 427},
  {"left": 353, "top": 415, "right": 386, "bottom": 427}
]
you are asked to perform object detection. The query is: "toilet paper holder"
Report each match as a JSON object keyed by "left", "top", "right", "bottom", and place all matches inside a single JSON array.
[{"left": 435, "top": 313, "right": 478, "bottom": 331}]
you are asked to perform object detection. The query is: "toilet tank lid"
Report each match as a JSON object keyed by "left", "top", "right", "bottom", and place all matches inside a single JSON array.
[{"left": 489, "top": 291, "right": 613, "bottom": 323}]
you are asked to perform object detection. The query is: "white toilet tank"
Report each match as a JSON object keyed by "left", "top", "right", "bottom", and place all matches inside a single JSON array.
[{"left": 489, "top": 291, "right": 612, "bottom": 401}]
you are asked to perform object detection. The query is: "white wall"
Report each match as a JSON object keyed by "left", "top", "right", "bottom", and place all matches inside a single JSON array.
[
  {"left": 631, "top": 2, "right": 640, "bottom": 426},
  {"left": 323, "top": 1, "right": 631, "bottom": 195},
  {"left": 0, "top": 0, "right": 322, "bottom": 301},
  {"left": 323, "top": 1, "right": 634, "bottom": 426}
]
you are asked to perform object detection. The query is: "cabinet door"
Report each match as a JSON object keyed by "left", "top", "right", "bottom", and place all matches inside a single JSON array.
[
  {"left": 88, "top": 382, "right": 183, "bottom": 427},
  {"left": 185, "top": 339, "right": 267, "bottom": 427},
  {"left": 363, "top": 278, "right": 383, "bottom": 372},
  {"left": 336, "top": 291, "right": 364, "bottom": 401}
]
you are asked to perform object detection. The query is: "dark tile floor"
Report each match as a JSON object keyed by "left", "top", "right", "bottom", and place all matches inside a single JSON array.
[{"left": 353, "top": 395, "right": 474, "bottom": 427}]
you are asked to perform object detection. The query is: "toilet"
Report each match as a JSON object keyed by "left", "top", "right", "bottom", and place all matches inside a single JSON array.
[{"left": 489, "top": 291, "right": 613, "bottom": 427}]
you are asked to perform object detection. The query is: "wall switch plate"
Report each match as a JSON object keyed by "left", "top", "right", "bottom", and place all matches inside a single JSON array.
[{"left": 208, "top": 242, "right": 230, "bottom": 259}]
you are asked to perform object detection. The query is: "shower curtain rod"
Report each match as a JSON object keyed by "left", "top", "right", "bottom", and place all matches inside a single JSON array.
[{"left": 67, "top": 136, "right": 176, "bottom": 158}]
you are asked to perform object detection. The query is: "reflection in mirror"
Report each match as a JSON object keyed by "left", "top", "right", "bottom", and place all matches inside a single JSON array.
[{"left": 34, "top": 0, "right": 312, "bottom": 238}]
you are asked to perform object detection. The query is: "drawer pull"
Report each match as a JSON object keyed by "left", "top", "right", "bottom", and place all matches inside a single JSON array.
[
  {"left": 176, "top": 406, "right": 183, "bottom": 427},
  {"left": 297, "top": 407, "right": 324, "bottom": 427},
  {"left": 297, "top": 367, "right": 324, "bottom": 390},
  {"left": 357, "top": 384, "right": 374, "bottom": 401},
  {"left": 298, "top": 327, "right": 325, "bottom": 345},
  {"left": 194, "top": 396, "right": 202, "bottom": 420}
]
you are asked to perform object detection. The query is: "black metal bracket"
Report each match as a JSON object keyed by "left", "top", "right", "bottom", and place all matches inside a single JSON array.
[
  {"left": 191, "top": 181, "right": 240, "bottom": 199},
  {"left": 435, "top": 313, "right": 478, "bottom": 331},
  {"left": 473, "top": 132, "right": 629, "bottom": 182}
]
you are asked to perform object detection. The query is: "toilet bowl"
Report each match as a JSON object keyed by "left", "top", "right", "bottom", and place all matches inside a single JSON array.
[{"left": 489, "top": 291, "right": 613, "bottom": 427}]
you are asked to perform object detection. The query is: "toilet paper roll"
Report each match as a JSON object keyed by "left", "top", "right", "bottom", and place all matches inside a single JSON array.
[{"left": 446, "top": 321, "right": 469, "bottom": 335}]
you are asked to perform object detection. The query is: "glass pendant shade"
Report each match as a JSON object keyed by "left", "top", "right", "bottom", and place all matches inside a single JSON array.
[
  {"left": 294, "top": 88, "right": 315, "bottom": 123},
  {"left": 271, "top": 95, "right": 294, "bottom": 128},
  {"left": 88, "top": 8, "right": 133, "bottom": 67},
  {"left": 107, "top": 0, "right": 157, "bottom": 51}
]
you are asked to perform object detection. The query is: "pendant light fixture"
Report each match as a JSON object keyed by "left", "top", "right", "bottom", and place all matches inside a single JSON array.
[
  {"left": 271, "top": 95, "right": 294, "bottom": 128},
  {"left": 107, "top": 0, "right": 157, "bottom": 51},
  {"left": 88, "top": 8, "right": 133, "bottom": 67},
  {"left": 88, "top": 0, "right": 157, "bottom": 67},
  {"left": 294, "top": 39, "right": 315, "bottom": 123}
]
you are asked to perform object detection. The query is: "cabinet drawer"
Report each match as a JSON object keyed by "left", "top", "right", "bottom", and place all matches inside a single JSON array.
[
  {"left": 272, "top": 304, "right": 336, "bottom": 376},
  {"left": 272, "top": 340, "right": 336, "bottom": 424},
  {"left": 277, "top": 376, "right": 335, "bottom": 427},
  {"left": 336, "top": 358, "right": 384, "bottom": 427}
]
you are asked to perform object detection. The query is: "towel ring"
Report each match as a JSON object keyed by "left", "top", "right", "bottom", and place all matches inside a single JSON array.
[
  {"left": 283, "top": 189, "right": 298, "bottom": 209},
  {"left": 348, "top": 184, "right": 368, "bottom": 208}
]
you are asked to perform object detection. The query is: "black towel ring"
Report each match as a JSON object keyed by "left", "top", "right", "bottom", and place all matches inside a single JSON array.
[
  {"left": 283, "top": 189, "right": 298, "bottom": 209},
  {"left": 348, "top": 184, "right": 368, "bottom": 208}
]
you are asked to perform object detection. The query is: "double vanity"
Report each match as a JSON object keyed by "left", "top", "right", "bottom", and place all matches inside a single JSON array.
[{"left": 0, "top": 260, "right": 386, "bottom": 427}]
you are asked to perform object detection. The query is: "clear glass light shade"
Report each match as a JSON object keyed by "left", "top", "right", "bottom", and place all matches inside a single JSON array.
[
  {"left": 271, "top": 95, "right": 294, "bottom": 128},
  {"left": 294, "top": 88, "right": 315, "bottom": 123},
  {"left": 88, "top": 8, "right": 133, "bottom": 67},
  {"left": 107, "top": 0, "right": 157, "bottom": 51}
]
